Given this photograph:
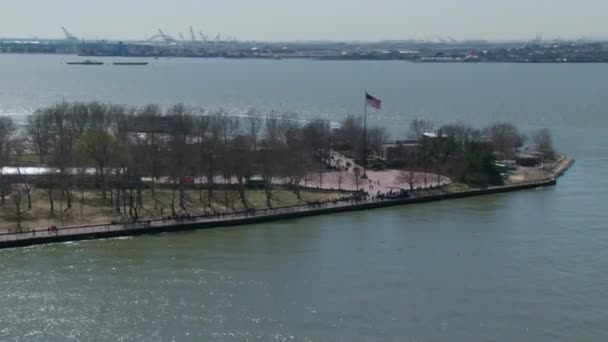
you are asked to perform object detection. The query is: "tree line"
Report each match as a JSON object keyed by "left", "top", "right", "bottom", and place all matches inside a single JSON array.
[
  {"left": 397, "top": 118, "right": 555, "bottom": 187},
  {"left": 0, "top": 102, "right": 554, "bottom": 228},
  {"left": 1, "top": 102, "right": 390, "bottom": 226}
]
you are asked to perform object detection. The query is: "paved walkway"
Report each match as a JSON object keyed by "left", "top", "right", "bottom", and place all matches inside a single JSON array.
[
  {"left": 0, "top": 195, "right": 377, "bottom": 244},
  {"left": 302, "top": 150, "right": 451, "bottom": 192},
  {"left": 550, "top": 155, "right": 575, "bottom": 178},
  {"left": 0, "top": 160, "right": 574, "bottom": 247},
  {"left": 2, "top": 155, "right": 570, "bottom": 247},
  {"left": 0, "top": 151, "right": 452, "bottom": 244}
]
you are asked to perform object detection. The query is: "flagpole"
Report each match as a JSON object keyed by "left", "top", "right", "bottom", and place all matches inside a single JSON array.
[{"left": 363, "top": 92, "right": 368, "bottom": 178}]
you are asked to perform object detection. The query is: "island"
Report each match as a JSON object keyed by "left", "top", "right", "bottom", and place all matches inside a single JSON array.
[{"left": 0, "top": 102, "right": 573, "bottom": 248}]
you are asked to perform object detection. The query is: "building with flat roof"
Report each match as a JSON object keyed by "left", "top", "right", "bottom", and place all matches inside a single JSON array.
[{"left": 380, "top": 140, "right": 420, "bottom": 163}]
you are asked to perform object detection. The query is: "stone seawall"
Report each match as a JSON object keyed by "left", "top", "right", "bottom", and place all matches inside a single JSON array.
[{"left": 0, "top": 177, "right": 558, "bottom": 250}]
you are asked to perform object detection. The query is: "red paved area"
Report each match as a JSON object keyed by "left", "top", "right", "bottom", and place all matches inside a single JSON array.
[{"left": 302, "top": 151, "right": 451, "bottom": 192}]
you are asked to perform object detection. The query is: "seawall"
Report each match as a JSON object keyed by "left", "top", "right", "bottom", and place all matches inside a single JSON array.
[{"left": 0, "top": 177, "right": 558, "bottom": 250}]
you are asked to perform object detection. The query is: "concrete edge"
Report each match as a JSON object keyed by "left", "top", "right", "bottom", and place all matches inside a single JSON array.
[{"left": 0, "top": 178, "right": 558, "bottom": 250}]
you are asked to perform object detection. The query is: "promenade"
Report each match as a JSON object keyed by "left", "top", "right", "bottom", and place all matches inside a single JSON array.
[
  {"left": 0, "top": 193, "right": 381, "bottom": 247},
  {"left": 0, "top": 177, "right": 563, "bottom": 249},
  {"left": 0, "top": 155, "right": 573, "bottom": 249},
  {"left": 302, "top": 151, "right": 450, "bottom": 192}
]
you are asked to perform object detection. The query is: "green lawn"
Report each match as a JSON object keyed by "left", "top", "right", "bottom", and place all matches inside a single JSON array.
[{"left": 0, "top": 187, "right": 348, "bottom": 232}]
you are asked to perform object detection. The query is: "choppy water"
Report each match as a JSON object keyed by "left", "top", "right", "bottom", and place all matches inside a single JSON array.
[{"left": 0, "top": 54, "right": 607, "bottom": 341}]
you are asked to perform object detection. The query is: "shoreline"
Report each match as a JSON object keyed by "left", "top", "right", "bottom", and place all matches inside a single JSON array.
[
  {"left": 3, "top": 52, "right": 608, "bottom": 64},
  {"left": 0, "top": 156, "right": 573, "bottom": 250}
]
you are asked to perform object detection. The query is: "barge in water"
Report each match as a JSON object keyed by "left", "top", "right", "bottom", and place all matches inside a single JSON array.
[
  {"left": 112, "top": 62, "right": 148, "bottom": 66},
  {"left": 66, "top": 59, "right": 103, "bottom": 65}
]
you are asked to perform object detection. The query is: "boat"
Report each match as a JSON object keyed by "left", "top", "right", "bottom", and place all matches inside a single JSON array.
[
  {"left": 66, "top": 59, "right": 104, "bottom": 65},
  {"left": 112, "top": 62, "right": 149, "bottom": 66}
]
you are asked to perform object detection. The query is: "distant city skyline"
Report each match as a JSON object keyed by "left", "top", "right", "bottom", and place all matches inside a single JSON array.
[{"left": 2, "top": 0, "right": 607, "bottom": 42}]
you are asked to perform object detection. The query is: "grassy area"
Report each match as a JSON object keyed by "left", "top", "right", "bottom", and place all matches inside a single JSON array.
[{"left": 0, "top": 187, "right": 347, "bottom": 233}]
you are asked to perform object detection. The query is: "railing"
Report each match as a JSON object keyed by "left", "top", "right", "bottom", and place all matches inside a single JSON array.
[
  {"left": 0, "top": 176, "right": 560, "bottom": 243},
  {"left": 0, "top": 196, "right": 371, "bottom": 241}
]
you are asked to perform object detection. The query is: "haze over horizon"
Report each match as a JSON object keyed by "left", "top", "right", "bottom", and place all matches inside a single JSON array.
[{"left": 2, "top": 0, "right": 607, "bottom": 42}]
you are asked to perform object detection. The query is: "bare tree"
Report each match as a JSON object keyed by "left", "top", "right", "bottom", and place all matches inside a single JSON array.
[
  {"left": 0, "top": 118, "right": 17, "bottom": 206},
  {"left": 47, "top": 104, "right": 79, "bottom": 221},
  {"left": 257, "top": 113, "right": 290, "bottom": 207},
  {"left": 284, "top": 126, "right": 313, "bottom": 198},
  {"left": 87, "top": 101, "right": 110, "bottom": 130},
  {"left": 229, "top": 135, "right": 253, "bottom": 209},
  {"left": 532, "top": 128, "right": 554, "bottom": 161},
  {"left": 408, "top": 117, "right": 434, "bottom": 140},
  {"left": 204, "top": 114, "right": 223, "bottom": 208},
  {"left": 137, "top": 105, "right": 165, "bottom": 209},
  {"left": 165, "top": 104, "right": 195, "bottom": 215},
  {"left": 398, "top": 167, "right": 417, "bottom": 191},
  {"left": 336, "top": 115, "right": 363, "bottom": 160},
  {"left": 216, "top": 111, "right": 240, "bottom": 211},
  {"left": 194, "top": 113, "right": 210, "bottom": 202},
  {"left": 416, "top": 135, "right": 434, "bottom": 188},
  {"left": 302, "top": 119, "right": 331, "bottom": 155},
  {"left": 11, "top": 183, "right": 27, "bottom": 231},
  {"left": 76, "top": 128, "right": 119, "bottom": 202},
  {"left": 259, "top": 148, "right": 280, "bottom": 208},
  {"left": 353, "top": 167, "right": 362, "bottom": 191},
  {"left": 337, "top": 170, "right": 344, "bottom": 190},
  {"left": 484, "top": 122, "right": 525, "bottom": 159},
  {"left": 439, "top": 122, "right": 479, "bottom": 146},
  {"left": 367, "top": 126, "right": 388, "bottom": 159},
  {"left": 67, "top": 102, "right": 91, "bottom": 137},
  {"left": 246, "top": 109, "right": 263, "bottom": 151},
  {"left": 26, "top": 110, "right": 53, "bottom": 164}
]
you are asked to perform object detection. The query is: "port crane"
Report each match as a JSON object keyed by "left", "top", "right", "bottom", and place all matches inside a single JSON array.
[
  {"left": 435, "top": 35, "right": 447, "bottom": 44},
  {"left": 61, "top": 27, "right": 78, "bottom": 41},
  {"left": 144, "top": 27, "right": 218, "bottom": 45},
  {"left": 189, "top": 27, "right": 197, "bottom": 42},
  {"left": 159, "top": 29, "right": 176, "bottom": 42},
  {"left": 152, "top": 29, "right": 177, "bottom": 43},
  {"left": 523, "top": 32, "right": 544, "bottom": 48}
]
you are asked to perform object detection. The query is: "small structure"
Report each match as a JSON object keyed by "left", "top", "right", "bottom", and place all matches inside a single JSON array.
[
  {"left": 246, "top": 175, "right": 266, "bottom": 188},
  {"left": 421, "top": 132, "right": 448, "bottom": 139},
  {"left": 380, "top": 140, "right": 419, "bottom": 163},
  {"left": 532, "top": 150, "right": 555, "bottom": 162},
  {"left": 495, "top": 160, "right": 517, "bottom": 172},
  {"left": 515, "top": 153, "right": 541, "bottom": 167}
]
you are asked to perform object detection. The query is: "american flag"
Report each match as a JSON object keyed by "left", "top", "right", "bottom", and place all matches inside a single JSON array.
[{"left": 366, "top": 93, "right": 382, "bottom": 109}]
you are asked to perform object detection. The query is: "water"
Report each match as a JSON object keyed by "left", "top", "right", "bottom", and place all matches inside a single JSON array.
[{"left": 1, "top": 54, "right": 607, "bottom": 341}]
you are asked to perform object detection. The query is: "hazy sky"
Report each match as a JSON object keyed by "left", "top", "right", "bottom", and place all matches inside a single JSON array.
[{"left": 2, "top": 0, "right": 606, "bottom": 41}]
